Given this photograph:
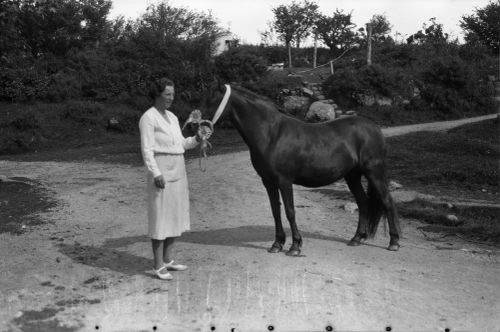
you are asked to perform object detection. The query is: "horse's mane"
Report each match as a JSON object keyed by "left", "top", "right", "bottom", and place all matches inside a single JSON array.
[{"left": 231, "top": 84, "right": 290, "bottom": 115}]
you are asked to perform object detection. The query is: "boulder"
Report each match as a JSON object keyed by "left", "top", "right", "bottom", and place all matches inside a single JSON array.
[
  {"left": 283, "top": 96, "right": 310, "bottom": 118},
  {"left": 301, "top": 87, "right": 314, "bottom": 97},
  {"left": 305, "top": 101, "right": 336, "bottom": 122},
  {"left": 377, "top": 96, "right": 392, "bottom": 106},
  {"left": 107, "top": 117, "right": 123, "bottom": 132}
]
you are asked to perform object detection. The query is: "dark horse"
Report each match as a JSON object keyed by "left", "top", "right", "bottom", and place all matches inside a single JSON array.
[{"left": 198, "top": 83, "right": 401, "bottom": 256}]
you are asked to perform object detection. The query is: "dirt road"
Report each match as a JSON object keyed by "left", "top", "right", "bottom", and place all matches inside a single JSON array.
[{"left": 1, "top": 115, "right": 499, "bottom": 332}]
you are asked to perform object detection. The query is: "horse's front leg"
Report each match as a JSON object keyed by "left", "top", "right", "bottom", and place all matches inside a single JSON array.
[
  {"left": 279, "top": 182, "right": 302, "bottom": 256},
  {"left": 263, "top": 180, "right": 285, "bottom": 253}
]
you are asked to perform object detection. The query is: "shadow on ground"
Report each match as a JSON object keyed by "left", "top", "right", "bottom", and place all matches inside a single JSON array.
[{"left": 57, "top": 225, "right": 367, "bottom": 277}]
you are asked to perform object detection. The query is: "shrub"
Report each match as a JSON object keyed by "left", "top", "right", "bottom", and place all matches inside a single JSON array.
[
  {"left": 418, "top": 55, "right": 498, "bottom": 116},
  {"left": 322, "top": 64, "right": 409, "bottom": 108},
  {"left": 244, "top": 70, "right": 303, "bottom": 102},
  {"left": 0, "top": 101, "right": 141, "bottom": 154},
  {"left": 215, "top": 46, "right": 268, "bottom": 83}
]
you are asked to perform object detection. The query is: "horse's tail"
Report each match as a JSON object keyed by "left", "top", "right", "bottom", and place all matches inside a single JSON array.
[{"left": 366, "top": 182, "right": 384, "bottom": 238}]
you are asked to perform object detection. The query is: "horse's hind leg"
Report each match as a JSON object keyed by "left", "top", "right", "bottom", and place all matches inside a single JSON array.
[
  {"left": 366, "top": 165, "right": 401, "bottom": 251},
  {"left": 263, "top": 180, "right": 286, "bottom": 253},
  {"left": 279, "top": 182, "right": 302, "bottom": 256},
  {"left": 345, "top": 171, "right": 370, "bottom": 246}
]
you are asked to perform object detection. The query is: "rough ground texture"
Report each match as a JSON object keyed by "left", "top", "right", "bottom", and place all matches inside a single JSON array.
[{"left": 0, "top": 114, "right": 499, "bottom": 332}]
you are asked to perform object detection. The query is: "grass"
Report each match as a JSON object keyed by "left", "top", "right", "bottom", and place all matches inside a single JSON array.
[
  {"left": 386, "top": 118, "right": 499, "bottom": 245},
  {"left": 0, "top": 178, "right": 57, "bottom": 234},
  {"left": 386, "top": 118, "right": 499, "bottom": 201},
  {"left": 398, "top": 199, "right": 500, "bottom": 244}
]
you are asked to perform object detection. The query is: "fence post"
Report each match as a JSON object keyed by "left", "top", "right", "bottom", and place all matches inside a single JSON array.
[
  {"left": 366, "top": 22, "right": 372, "bottom": 66},
  {"left": 330, "top": 61, "right": 333, "bottom": 74},
  {"left": 313, "top": 35, "right": 317, "bottom": 68}
]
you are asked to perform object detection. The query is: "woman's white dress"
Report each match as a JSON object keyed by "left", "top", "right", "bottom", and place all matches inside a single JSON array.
[{"left": 139, "top": 107, "right": 198, "bottom": 240}]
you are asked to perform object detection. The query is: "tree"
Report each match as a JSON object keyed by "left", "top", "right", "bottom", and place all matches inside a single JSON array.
[
  {"left": 366, "top": 14, "right": 392, "bottom": 43},
  {"left": 259, "top": 22, "right": 279, "bottom": 46},
  {"left": 140, "top": 1, "right": 223, "bottom": 42},
  {"left": 80, "top": 0, "right": 113, "bottom": 46},
  {"left": 272, "top": 0, "right": 319, "bottom": 68},
  {"left": 10, "top": 0, "right": 113, "bottom": 57},
  {"left": 315, "top": 9, "right": 359, "bottom": 56},
  {"left": 460, "top": 1, "right": 500, "bottom": 54},
  {"left": 406, "top": 18, "right": 450, "bottom": 45},
  {"left": 0, "top": 0, "right": 23, "bottom": 59}
]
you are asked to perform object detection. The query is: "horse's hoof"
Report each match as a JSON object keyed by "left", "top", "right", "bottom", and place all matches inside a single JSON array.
[
  {"left": 347, "top": 239, "right": 361, "bottom": 246},
  {"left": 387, "top": 244, "right": 400, "bottom": 251},
  {"left": 268, "top": 246, "right": 282, "bottom": 253},
  {"left": 285, "top": 249, "right": 301, "bottom": 257}
]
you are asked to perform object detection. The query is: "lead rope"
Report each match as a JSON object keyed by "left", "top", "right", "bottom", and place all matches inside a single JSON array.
[{"left": 197, "top": 120, "right": 214, "bottom": 172}]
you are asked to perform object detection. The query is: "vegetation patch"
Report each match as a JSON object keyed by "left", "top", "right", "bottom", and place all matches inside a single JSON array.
[
  {"left": 0, "top": 178, "right": 57, "bottom": 234},
  {"left": 398, "top": 199, "right": 500, "bottom": 245},
  {"left": 386, "top": 118, "right": 499, "bottom": 201}
]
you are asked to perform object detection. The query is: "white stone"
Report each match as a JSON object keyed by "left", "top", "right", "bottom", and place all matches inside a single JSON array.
[
  {"left": 389, "top": 181, "right": 403, "bottom": 190},
  {"left": 305, "top": 102, "right": 336, "bottom": 122},
  {"left": 343, "top": 202, "right": 358, "bottom": 213}
]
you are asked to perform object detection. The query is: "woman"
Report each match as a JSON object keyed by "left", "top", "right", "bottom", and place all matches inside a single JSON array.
[{"left": 139, "top": 77, "right": 206, "bottom": 280}]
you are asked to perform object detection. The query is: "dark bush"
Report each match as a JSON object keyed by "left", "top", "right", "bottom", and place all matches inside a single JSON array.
[
  {"left": 215, "top": 46, "right": 268, "bottom": 83},
  {"left": 322, "top": 64, "right": 409, "bottom": 108},
  {"left": 419, "top": 55, "right": 497, "bottom": 116}
]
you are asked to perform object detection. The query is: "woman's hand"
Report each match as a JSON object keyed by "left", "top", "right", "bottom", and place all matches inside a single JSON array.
[
  {"left": 154, "top": 175, "right": 165, "bottom": 189},
  {"left": 196, "top": 126, "right": 213, "bottom": 142}
]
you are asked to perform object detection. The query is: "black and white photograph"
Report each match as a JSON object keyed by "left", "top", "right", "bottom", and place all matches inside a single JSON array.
[{"left": 0, "top": 0, "right": 499, "bottom": 331}]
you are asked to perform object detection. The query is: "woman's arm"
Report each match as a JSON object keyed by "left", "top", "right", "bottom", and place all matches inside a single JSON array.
[
  {"left": 182, "top": 135, "right": 199, "bottom": 150},
  {"left": 139, "top": 115, "right": 162, "bottom": 177}
]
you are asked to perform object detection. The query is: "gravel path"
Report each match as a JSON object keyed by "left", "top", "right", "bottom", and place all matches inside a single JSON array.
[{"left": 382, "top": 113, "right": 498, "bottom": 137}]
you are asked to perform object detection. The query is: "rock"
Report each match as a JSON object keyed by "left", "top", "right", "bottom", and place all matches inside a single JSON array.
[
  {"left": 305, "top": 102, "right": 336, "bottom": 122},
  {"left": 107, "top": 117, "right": 123, "bottom": 132},
  {"left": 343, "top": 202, "right": 358, "bottom": 213},
  {"left": 302, "top": 88, "right": 314, "bottom": 97},
  {"left": 412, "top": 87, "right": 421, "bottom": 97},
  {"left": 316, "top": 95, "right": 326, "bottom": 100},
  {"left": 345, "top": 110, "right": 357, "bottom": 116},
  {"left": 446, "top": 203, "right": 454, "bottom": 209},
  {"left": 376, "top": 96, "right": 392, "bottom": 106},
  {"left": 446, "top": 214, "right": 459, "bottom": 224},
  {"left": 283, "top": 96, "right": 310, "bottom": 118},
  {"left": 389, "top": 181, "right": 403, "bottom": 190}
]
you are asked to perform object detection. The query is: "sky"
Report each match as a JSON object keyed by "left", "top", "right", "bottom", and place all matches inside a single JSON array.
[{"left": 109, "top": 0, "right": 492, "bottom": 45}]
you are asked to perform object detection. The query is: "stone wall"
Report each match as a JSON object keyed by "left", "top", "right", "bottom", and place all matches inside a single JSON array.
[{"left": 280, "top": 81, "right": 357, "bottom": 122}]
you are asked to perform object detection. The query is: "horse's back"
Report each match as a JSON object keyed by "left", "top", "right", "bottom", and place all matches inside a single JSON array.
[{"left": 319, "top": 116, "right": 387, "bottom": 168}]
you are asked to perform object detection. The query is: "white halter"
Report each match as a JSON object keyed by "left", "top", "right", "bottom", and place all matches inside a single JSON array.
[{"left": 211, "top": 84, "right": 231, "bottom": 125}]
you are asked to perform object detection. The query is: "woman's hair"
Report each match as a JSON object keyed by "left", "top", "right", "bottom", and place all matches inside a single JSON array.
[{"left": 149, "top": 77, "right": 174, "bottom": 100}]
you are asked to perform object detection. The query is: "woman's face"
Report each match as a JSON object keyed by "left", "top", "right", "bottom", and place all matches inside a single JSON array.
[{"left": 159, "top": 85, "right": 175, "bottom": 108}]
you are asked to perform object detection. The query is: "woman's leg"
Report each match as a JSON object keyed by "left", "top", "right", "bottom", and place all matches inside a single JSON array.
[
  {"left": 163, "top": 237, "right": 175, "bottom": 264},
  {"left": 151, "top": 239, "right": 164, "bottom": 270},
  {"left": 163, "top": 237, "right": 187, "bottom": 271}
]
